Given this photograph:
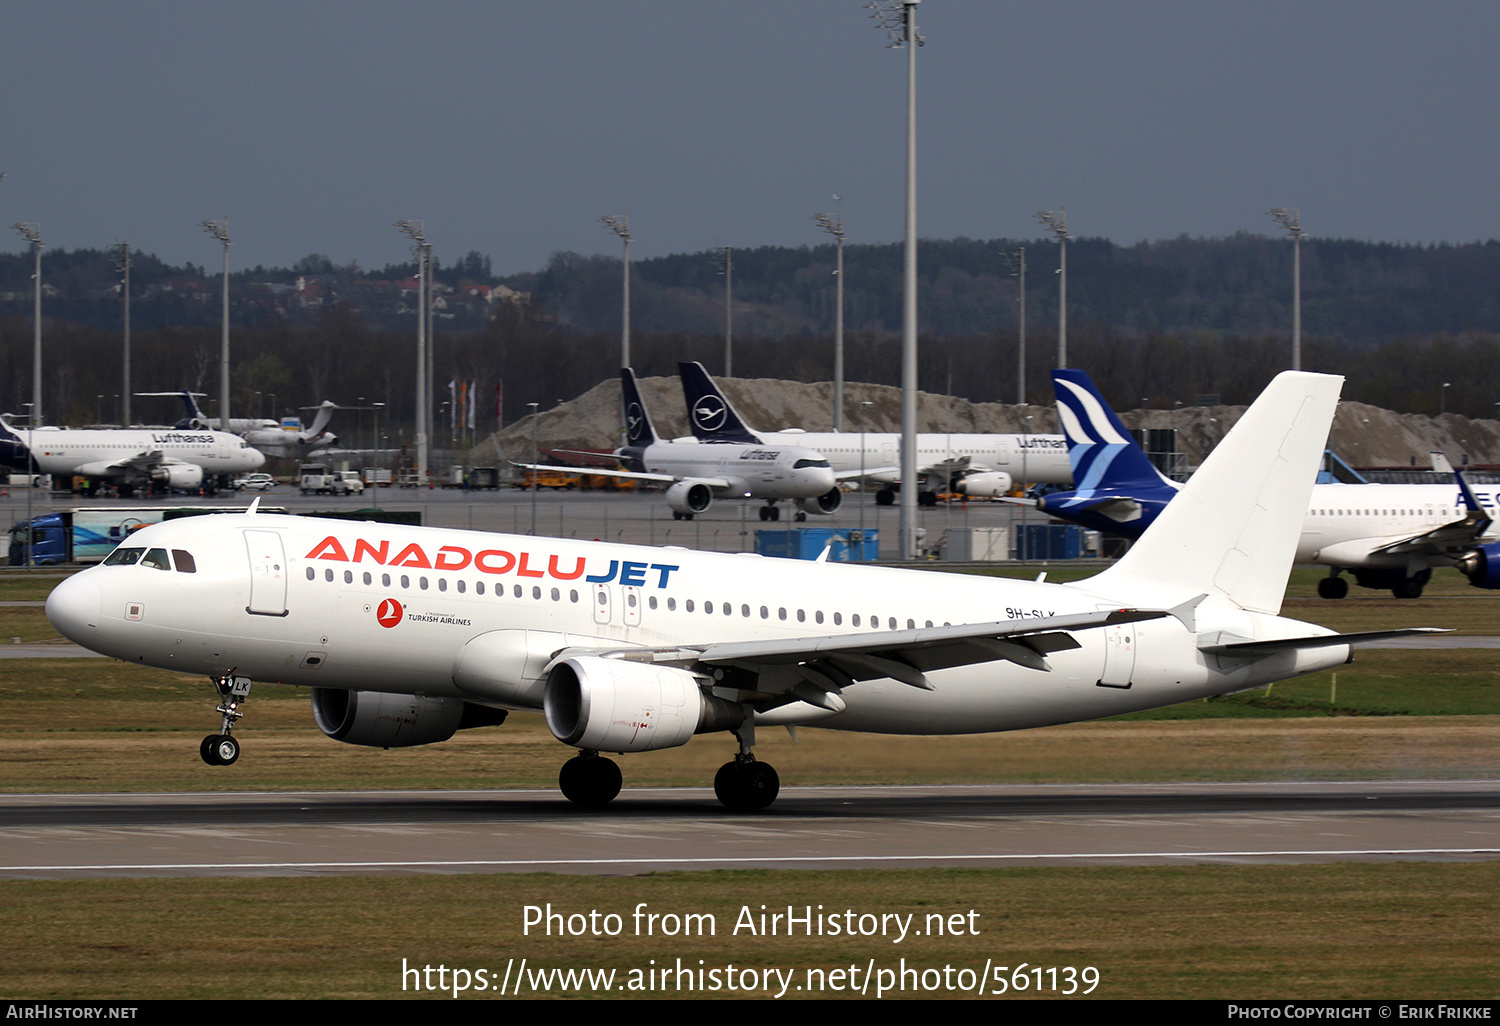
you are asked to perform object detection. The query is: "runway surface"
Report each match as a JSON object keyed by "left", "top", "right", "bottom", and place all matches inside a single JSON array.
[{"left": 3, "top": 780, "right": 1497, "bottom": 879}]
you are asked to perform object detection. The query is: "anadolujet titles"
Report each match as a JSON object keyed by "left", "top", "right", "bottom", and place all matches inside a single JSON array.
[{"left": 46, "top": 372, "right": 1440, "bottom": 809}]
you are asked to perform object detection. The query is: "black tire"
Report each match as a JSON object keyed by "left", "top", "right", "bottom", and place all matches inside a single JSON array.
[
  {"left": 559, "top": 756, "right": 621, "bottom": 807},
  {"left": 874, "top": 489, "right": 895, "bottom": 506},
  {"left": 1393, "top": 579, "right": 1425, "bottom": 599},
  {"left": 200, "top": 734, "right": 222, "bottom": 766},
  {"left": 714, "top": 761, "right": 746, "bottom": 811},
  {"left": 714, "top": 760, "right": 779, "bottom": 812},
  {"left": 1317, "top": 576, "right": 1349, "bottom": 599}
]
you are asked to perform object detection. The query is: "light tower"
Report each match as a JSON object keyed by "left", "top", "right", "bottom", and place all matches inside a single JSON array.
[
  {"left": 716, "top": 246, "right": 733, "bottom": 377},
  {"left": 814, "top": 206, "right": 846, "bottom": 431},
  {"left": 1035, "top": 207, "right": 1070, "bottom": 369},
  {"left": 199, "top": 218, "right": 232, "bottom": 427},
  {"left": 111, "top": 242, "right": 132, "bottom": 425},
  {"left": 869, "top": 0, "right": 922, "bottom": 559},
  {"left": 599, "top": 215, "right": 631, "bottom": 369},
  {"left": 1008, "top": 246, "right": 1027, "bottom": 404},
  {"left": 12, "top": 222, "right": 43, "bottom": 425},
  {"left": 395, "top": 220, "right": 430, "bottom": 483},
  {"left": 1267, "top": 207, "right": 1304, "bottom": 371}
]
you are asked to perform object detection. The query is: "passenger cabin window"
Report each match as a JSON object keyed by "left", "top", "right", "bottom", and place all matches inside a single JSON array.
[
  {"left": 141, "top": 549, "right": 171, "bottom": 571},
  {"left": 103, "top": 547, "right": 145, "bottom": 567},
  {"left": 172, "top": 550, "right": 197, "bottom": 573}
]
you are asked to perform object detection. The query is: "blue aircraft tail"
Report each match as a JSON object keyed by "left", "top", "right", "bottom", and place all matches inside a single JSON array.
[
  {"left": 678, "top": 362, "right": 762, "bottom": 444},
  {"left": 620, "top": 368, "right": 660, "bottom": 449},
  {"left": 1053, "top": 370, "right": 1172, "bottom": 492}
]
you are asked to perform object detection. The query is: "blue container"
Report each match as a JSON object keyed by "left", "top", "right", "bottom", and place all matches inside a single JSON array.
[
  {"left": 755, "top": 528, "right": 878, "bottom": 562},
  {"left": 1016, "top": 523, "right": 1082, "bottom": 560}
]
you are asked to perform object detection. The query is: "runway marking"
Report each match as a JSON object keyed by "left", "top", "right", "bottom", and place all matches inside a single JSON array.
[{"left": 6, "top": 847, "right": 1500, "bottom": 874}]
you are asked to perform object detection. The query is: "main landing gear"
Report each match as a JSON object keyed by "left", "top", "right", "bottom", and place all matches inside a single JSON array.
[
  {"left": 757, "top": 502, "right": 781, "bottom": 522},
  {"left": 200, "top": 672, "right": 252, "bottom": 766},
  {"left": 555, "top": 722, "right": 782, "bottom": 812}
]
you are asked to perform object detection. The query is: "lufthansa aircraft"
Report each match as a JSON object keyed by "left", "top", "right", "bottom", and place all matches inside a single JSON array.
[
  {"left": 526, "top": 368, "right": 845, "bottom": 521},
  {"left": 46, "top": 371, "right": 1439, "bottom": 810},
  {"left": 0, "top": 418, "right": 265, "bottom": 496},
  {"left": 1034, "top": 368, "right": 1500, "bottom": 599},
  {"left": 677, "top": 361, "right": 1072, "bottom": 504}
]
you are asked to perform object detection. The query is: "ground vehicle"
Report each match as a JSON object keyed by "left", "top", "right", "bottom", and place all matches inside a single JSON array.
[
  {"left": 299, "top": 466, "right": 364, "bottom": 496},
  {"left": 234, "top": 473, "right": 276, "bottom": 491},
  {"left": 518, "top": 468, "right": 579, "bottom": 490}
]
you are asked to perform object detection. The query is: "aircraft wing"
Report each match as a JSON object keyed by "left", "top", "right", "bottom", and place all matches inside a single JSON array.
[
  {"left": 516, "top": 462, "right": 732, "bottom": 490},
  {"left": 76, "top": 450, "right": 167, "bottom": 478},
  {"left": 1369, "top": 471, "right": 1493, "bottom": 558},
  {"left": 834, "top": 466, "right": 899, "bottom": 482},
  {"left": 565, "top": 608, "right": 1166, "bottom": 708}
]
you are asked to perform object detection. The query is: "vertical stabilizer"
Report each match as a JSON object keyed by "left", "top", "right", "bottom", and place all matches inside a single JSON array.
[
  {"left": 1053, "top": 370, "right": 1175, "bottom": 492},
  {"left": 305, "top": 401, "right": 337, "bottom": 438},
  {"left": 1090, "top": 371, "right": 1343, "bottom": 614},
  {"left": 678, "top": 361, "right": 762, "bottom": 443},
  {"left": 620, "top": 368, "right": 660, "bottom": 449}
]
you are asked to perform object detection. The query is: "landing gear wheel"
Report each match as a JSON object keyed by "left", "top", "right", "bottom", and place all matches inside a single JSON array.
[
  {"left": 875, "top": 489, "right": 895, "bottom": 506},
  {"left": 918, "top": 490, "right": 938, "bottom": 507},
  {"left": 714, "top": 759, "right": 780, "bottom": 812},
  {"left": 758, "top": 507, "right": 771, "bottom": 521},
  {"left": 212, "top": 735, "right": 240, "bottom": 766},
  {"left": 200, "top": 734, "right": 222, "bottom": 765},
  {"left": 1317, "top": 576, "right": 1349, "bottom": 599},
  {"left": 794, "top": 510, "right": 807, "bottom": 522},
  {"left": 559, "top": 754, "right": 622, "bottom": 808},
  {"left": 1394, "top": 579, "right": 1425, "bottom": 599}
]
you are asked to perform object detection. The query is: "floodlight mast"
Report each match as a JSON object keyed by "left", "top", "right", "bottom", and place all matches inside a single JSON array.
[
  {"left": 600, "top": 214, "right": 632, "bottom": 447},
  {"left": 1268, "top": 207, "right": 1304, "bottom": 371},
  {"left": 814, "top": 206, "right": 846, "bottom": 431},
  {"left": 717, "top": 246, "right": 734, "bottom": 377},
  {"left": 868, "top": 0, "right": 922, "bottom": 559},
  {"left": 12, "top": 222, "right": 43, "bottom": 425},
  {"left": 1035, "top": 207, "right": 1070, "bottom": 369},
  {"left": 1008, "top": 246, "right": 1027, "bottom": 404},
  {"left": 198, "top": 218, "right": 231, "bottom": 428},
  {"left": 396, "top": 220, "right": 430, "bottom": 484},
  {"left": 111, "top": 242, "right": 131, "bottom": 425}
]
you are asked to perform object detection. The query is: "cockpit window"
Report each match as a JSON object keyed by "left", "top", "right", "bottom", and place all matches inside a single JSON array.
[
  {"left": 793, "top": 459, "right": 831, "bottom": 469},
  {"left": 102, "top": 547, "right": 145, "bottom": 566},
  {"left": 141, "top": 548, "right": 172, "bottom": 571},
  {"left": 172, "top": 550, "right": 197, "bottom": 573}
]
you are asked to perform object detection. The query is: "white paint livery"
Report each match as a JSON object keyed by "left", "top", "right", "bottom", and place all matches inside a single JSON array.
[{"left": 46, "top": 372, "right": 1442, "bottom": 810}]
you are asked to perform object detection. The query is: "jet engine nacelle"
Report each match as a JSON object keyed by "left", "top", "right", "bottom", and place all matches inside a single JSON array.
[
  {"left": 665, "top": 480, "right": 713, "bottom": 515},
  {"left": 152, "top": 463, "right": 204, "bottom": 490},
  {"left": 956, "top": 471, "right": 1013, "bottom": 497},
  {"left": 796, "top": 487, "right": 842, "bottom": 516},
  {"left": 542, "top": 656, "right": 743, "bottom": 753},
  {"left": 1456, "top": 542, "right": 1500, "bottom": 589},
  {"left": 310, "top": 688, "right": 504, "bottom": 747}
]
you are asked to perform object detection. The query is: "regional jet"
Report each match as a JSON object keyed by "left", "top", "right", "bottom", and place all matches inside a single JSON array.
[{"left": 46, "top": 371, "right": 1441, "bottom": 810}]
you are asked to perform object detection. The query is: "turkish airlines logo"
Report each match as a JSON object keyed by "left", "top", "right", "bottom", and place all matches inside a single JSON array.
[
  {"left": 691, "top": 396, "right": 728, "bottom": 432},
  {"left": 376, "top": 598, "right": 403, "bottom": 628}
]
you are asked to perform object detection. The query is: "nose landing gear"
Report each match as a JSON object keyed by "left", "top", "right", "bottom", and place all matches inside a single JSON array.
[{"left": 200, "top": 673, "right": 252, "bottom": 766}]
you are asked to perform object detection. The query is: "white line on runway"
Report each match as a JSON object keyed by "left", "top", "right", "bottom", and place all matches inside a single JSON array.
[{"left": 7, "top": 847, "right": 1500, "bottom": 874}]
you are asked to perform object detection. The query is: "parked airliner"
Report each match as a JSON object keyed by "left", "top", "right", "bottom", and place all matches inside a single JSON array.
[
  {"left": 677, "top": 361, "right": 1072, "bottom": 505},
  {"left": 45, "top": 371, "right": 1438, "bottom": 810},
  {"left": 0, "top": 418, "right": 265, "bottom": 496},
  {"left": 151, "top": 390, "right": 340, "bottom": 457},
  {"left": 1033, "top": 368, "right": 1500, "bottom": 598},
  {"left": 527, "top": 368, "right": 845, "bottom": 521}
]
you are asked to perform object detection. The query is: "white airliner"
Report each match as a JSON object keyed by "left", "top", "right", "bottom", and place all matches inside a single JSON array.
[
  {"left": 1037, "top": 369, "right": 1500, "bottom": 599},
  {"left": 147, "top": 391, "right": 340, "bottom": 458},
  {"left": 46, "top": 371, "right": 1440, "bottom": 810},
  {"left": 677, "top": 361, "right": 1072, "bottom": 505},
  {"left": 0, "top": 419, "right": 265, "bottom": 496},
  {"left": 527, "top": 368, "right": 845, "bottom": 521}
]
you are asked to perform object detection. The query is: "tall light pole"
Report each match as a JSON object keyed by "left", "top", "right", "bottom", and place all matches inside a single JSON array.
[
  {"left": 13, "top": 223, "right": 43, "bottom": 425},
  {"left": 528, "top": 402, "right": 540, "bottom": 536},
  {"left": 869, "top": 0, "right": 922, "bottom": 560},
  {"left": 396, "top": 220, "right": 429, "bottom": 484},
  {"left": 599, "top": 214, "right": 631, "bottom": 369},
  {"left": 815, "top": 206, "right": 846, "bottom": 431},
  {"left": 199, "top": 218, "right": 232, "bottom": 428},
  {"left": 717, "top": 246, "right": 734, "bottom": 377},
  {"left": 1035, "top": 207, "right": 1070, "bottom": 369},
  {"left": 1008, "top": 246, "right": 1027, "bottom": 404},
  {"left": 1268, "top": 207, "right": 1304, "bottom": 371},
  {"left": 111, "top": 242, "right": 132, "bottom": 425}
]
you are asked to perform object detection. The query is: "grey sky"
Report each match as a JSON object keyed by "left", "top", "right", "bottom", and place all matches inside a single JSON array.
[{"left": 4, "top": 1, "right": 1497, "bottom": 273}]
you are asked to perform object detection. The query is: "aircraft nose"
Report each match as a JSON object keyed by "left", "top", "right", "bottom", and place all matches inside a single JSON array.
[
  {"left": 46, "top": 573, "right": 102, "bottom": 643},
  {"left": 247, "top": 447, "right": 267, "bottom": 468}
]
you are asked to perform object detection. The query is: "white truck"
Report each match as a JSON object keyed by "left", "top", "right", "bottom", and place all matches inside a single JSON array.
[{"left": 299, "top": 465, "right": 364, "bottom": 496}]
